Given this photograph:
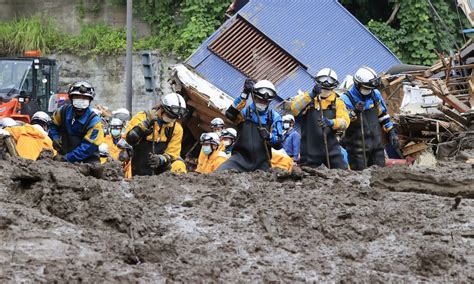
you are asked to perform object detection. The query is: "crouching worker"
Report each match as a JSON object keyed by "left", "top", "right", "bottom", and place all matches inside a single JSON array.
[
  {"left": 196, "top": 132, "right": 228, "bottom": 174},
  {"left": 217, "top": 79, "right": 283, "bottom": 172},
  {"left": 291, "top": 68, "right": 350, "bottom": 169},
  {"left": 4, "top": 111, "right": 55, "bottom": 160},
  {"left": 125, "top": 93, "right": 188, "bottom": 176},
  {"left": 49, "top": 81, "right": 104, "bottom": 163}
]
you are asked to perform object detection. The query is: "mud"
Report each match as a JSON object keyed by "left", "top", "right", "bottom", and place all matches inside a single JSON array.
[{"left": 0, "top": 158, "right": 473, "bottom": 282}]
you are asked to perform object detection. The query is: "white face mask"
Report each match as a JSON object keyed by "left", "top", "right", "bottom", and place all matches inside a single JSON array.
[
  {"left": 223, "top": 139, "right": 232, "bottom": 147},
  {"left": 320, "top": 89, "right": 332, "bottom": 98},
  {"left": 283, "top": 122, "right": 291, "bottom": 130},
  {"left": 255, "top": 102, "right": 268, "bottom": 112},
  {"left": 72, "top": 98, "right": 90, "bottom": 110},
  {"left": 359, "top": 87, "right": 372, "bottom": 96}
]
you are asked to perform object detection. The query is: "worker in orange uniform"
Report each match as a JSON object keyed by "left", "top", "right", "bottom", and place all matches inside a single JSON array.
[
  {"left": 4, "top": 111, "right": 55, "bottom": 160},
  {"left": 103, "top": 118, "right": 124, "bottom": 160},
  {"left": 125, "top": 93, "right": 188, "bottom": 176},
  {"left": 196, "top": 132, "right": 228, "bottom": 174}
]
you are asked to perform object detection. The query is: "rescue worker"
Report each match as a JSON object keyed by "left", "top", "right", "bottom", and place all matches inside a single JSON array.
[
  {"left": 220, "top": 128, "right": 237, "bottom": 155},
  {"left": 210, "top": 117, "right": 225, "bottom": 136},
  {"left": 196, "top": 132, "right": 228, "bottom": 174},
  {"left": 4, "top": 111, "right": 55, "bottom": 161},
  {"left": 281, "top": 114, "right": 300, "bottom": 162},
  {"left": 49, "top": 81, "right": 104, "bottom": 163},
  {"left": 340, "top": 66, "right": 399, "bottom": 170},
  {"left": 217, "top": 79, "right": 283, "bottom": 172},
  {"left": 104, "top": 118, "right": 124, "bottom": 160},
  {"left": 125, "top": 93, "right": 188, "bottom": 176},
  {"left": 112, "top": 108, "right": 131, "bottom": 124},
  {"left": 99, "top": 143, "right": 109, "bottom": 164},
  {"left": 291, "top": 68, "right": 350, "bottom": 169}
]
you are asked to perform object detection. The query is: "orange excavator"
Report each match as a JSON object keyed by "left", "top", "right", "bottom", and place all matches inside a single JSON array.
[{"left": 0, "top": 51, "right": 68, "bottom": 123}]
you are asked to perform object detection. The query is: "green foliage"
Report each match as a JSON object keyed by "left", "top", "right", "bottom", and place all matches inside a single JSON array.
[
  {"left": 364, "top": 0, "right": 467, "bottom": 65},
  {"left": 77, "top": 0, "right": 103, "bottom": 19}
]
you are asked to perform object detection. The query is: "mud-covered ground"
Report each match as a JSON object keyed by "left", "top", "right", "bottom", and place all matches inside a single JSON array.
[{"left": 0, "top": 158, "right": 473, "bottom": 282}]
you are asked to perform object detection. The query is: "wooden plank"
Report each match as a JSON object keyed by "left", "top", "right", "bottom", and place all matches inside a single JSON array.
[
  {"left": 432, "top": 81, "right": 471, "bottom": 113},
  {"left": 470, "top": 74, "right": 474, "bottom": 107},
  {"left": 403, "top": 142, "right": 428, "bottom": 156}
]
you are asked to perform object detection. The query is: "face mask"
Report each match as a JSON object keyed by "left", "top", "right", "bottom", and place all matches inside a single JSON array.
[
  {"left": 111, "top": 129, "right": 121, "bottom": 137},
  {"left": 202, "top": 145, "right": 213, "bottom": 156},
  {"left": 223, "top": 139, "right": 232, "bottom": 147},
  {"left": 72, "top": 98, "right": 90, "bottom": 110},
  {"left": 359, "top": 87, "right": 372, "bottom": 96},
  {"left": 162, "top": 114, "right": 176, "bottom": 123},
  {"left": 320, "top": 89, "right": 332, "bottom": 98},
  {"left": 255, "top": 102, "right": 268, "bottom": 112}
]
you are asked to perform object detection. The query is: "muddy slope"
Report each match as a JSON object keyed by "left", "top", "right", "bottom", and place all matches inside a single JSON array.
[{"left": 0, "top": 158, "right": 473, "bottom": 282}]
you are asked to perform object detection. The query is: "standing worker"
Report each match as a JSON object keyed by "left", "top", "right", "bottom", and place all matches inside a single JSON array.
[
  {"left": 195, "top": 132, "right": 228, "bottom": 174},
  {"left": 340, "top": 66, "right": 399, "bottom": 170},
  {"left": 290, "top": 68, "right": 350, "bottom": 169},
  {"left": 49, "top": 81, "right": 104, "bottom": 163},
  {"left": 125, "top": 93, "right": 188, "bottom": 176},
  {"left": 281, "top": 114, "right": 300, "bottom": 163},
  {"left": 217, "top": 79, "right": 283, "bottom": 172}
]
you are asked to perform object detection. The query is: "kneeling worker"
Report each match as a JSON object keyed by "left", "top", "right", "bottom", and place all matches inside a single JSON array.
[
  {"left": 196, "top": 132, "right": 228, "bottom": 174},
  {"left": 217, "top": 79, "right": 283, "bottom": 172},
  {"left": 125, "top": 93, "right": 188, "bottom": 176}
]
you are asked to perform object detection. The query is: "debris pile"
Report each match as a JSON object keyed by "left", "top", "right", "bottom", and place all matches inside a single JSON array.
[{"left": 381, "top": 40, "right": 474, "bottom": 163}]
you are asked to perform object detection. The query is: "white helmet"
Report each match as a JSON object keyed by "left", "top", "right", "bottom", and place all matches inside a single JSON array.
[
  {"left": 0, "top": 117, "right": 17, "bottom": 128},
  {"left": 68, "top": 81, "right": 95, "bottom": 99},
  {"left": 31, "top": 111, "right": 51, "bottom": 124},
  {"left": 220, "top": 128, "right": 237, "bottom": 139},
  {"left": 109, "top": 118, "right": 124, "bottom": 127},
  {"left": 353, "top": 66, "right": 381, "bottom": 90},
  {"left": 315, "top": 68, "right": 339, "bottom": 90},
  {"left": 161, "top": 93, "right": 187, "bottom": 119},
  {"left": 200, "top": 132, "right": 220, "bottom": 146},
  {"left": 282, "top": 114, "right": 295, "bottom": 123},
  {"left": 210, "top": 117, "right": 225, "bottom": 128},
  {"left": 98, "top": 143, "right": 109, "bottom": 157},
  {"left": 254, "top": 80, "right": 277, "bottom": 100},
  {"left": 112, "top": 108, "right": 131, "bottom": 122},
  {"left": 339, "top": 75, "right": 354, "bottom": 90}
]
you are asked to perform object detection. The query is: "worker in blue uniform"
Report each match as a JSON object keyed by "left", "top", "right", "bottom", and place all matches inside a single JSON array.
[
  {"left": 49, "top": 81, "right": 104, "bottom": 163},
  {"left": 281, "top": 114, "right": 300, "bottom": 163},
  {"left": 217, "top": 79, "right": 283, "bottom": 172},
  {"left": 340, "top": 66, "right": 400, "bottom": 170}
]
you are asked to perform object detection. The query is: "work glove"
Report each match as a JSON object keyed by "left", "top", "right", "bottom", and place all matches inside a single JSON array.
[
  {"left": 318, "top": 117, "right": 334, "bottom": 128},
  {"left": 52, "top": 139, "right": 63, "bottom": 152},
  {"left": 148, "top": 153, "right": 171, "bottom": 169},
  {"left": 354, "top": 102, "right": 365, "bottom": 113},
  {"left": 145, "top": 109, "right": 159, "bottom": 125},
  {"left": 53, "top": 154, "right": 67, "bottom": 162},
  {"left": 258, "top": 127, "right": 272, "bottom": 141},
  {"left": 241, "top": 79, "right": 255, "bottom": 100},
  {"left": 310, "top": 82, "right": 322, "bottom": 98},
  {"left": 388, "top": 128, "right": 400, "bottom": 149}
]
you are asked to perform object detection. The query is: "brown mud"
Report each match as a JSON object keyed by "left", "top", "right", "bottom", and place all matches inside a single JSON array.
[{"left": 0, "top": 158, "right": 473, "bottom": 282}]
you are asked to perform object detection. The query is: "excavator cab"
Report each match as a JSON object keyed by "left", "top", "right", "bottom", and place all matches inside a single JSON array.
[{"left": 0, "top": 54, "right": 60, "bottom": 122}]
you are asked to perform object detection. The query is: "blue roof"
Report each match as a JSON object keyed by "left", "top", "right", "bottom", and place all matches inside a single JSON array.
[{"left": 186, "top": 0, "right": 401, "bottom": 100}]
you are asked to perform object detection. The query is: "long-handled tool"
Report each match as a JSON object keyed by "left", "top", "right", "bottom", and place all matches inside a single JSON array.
[
  {"left": 250, "top": 89, "right": 272, "bottom": 168},
  {"left": 317, "top": 95, "right": 331, "bottom": 169},
  {"left": 359, "top": 109, "right": 368, "bottom": 169}
]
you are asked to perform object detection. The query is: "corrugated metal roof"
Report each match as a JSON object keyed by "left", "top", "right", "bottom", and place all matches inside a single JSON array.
[{"left": 186, "top": 0, "right": 401, "bottom": 101}]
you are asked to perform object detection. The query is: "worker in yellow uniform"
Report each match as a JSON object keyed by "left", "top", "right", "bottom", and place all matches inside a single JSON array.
[
  {"left": 99, "top": 143, "right": 109, "bottom": 164},
  {"left": 291, "top": 68, "right": 350, "bottom": 169},
  {"left": 196, "top": 132, "right": 228, "bottom": 174},
  {"left": 103, "top": 118, "right": 124, "bottom": 160},
  {"left": 4, "top": 111, "right": 55, "bottom": 161},
  {"left": 125, "top": 93, "right": 188, "bottom": 176}
]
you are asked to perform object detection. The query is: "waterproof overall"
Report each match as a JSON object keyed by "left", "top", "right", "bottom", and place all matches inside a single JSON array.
[
  {"left": 300, "top": 99, "right": 347, "bottom": 169},
  {"left": 132, "top": 123, "right": 175, "bottom": 176},
  {"left": 59, "top": 105, "right": 100, "bottom": 163},
  {"left": 343, "top": 94, "right": 385, "bottom": 170},
  {"left": 217, "top": 107, "right": 272, "bottom": 172}
]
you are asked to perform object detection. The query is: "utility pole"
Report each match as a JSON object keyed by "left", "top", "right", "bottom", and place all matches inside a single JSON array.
[{"left": 125, "top": 0, "right": 133, "bottom": 113}]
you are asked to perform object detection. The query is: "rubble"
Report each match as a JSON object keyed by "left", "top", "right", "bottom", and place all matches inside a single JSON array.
[{"left": 381, "top": 40, "right": 474, "bottom": 161}]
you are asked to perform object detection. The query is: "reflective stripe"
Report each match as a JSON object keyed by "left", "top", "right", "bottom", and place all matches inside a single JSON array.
[{"left": 378, "top": 114, "right": 390, "bottom": 122}]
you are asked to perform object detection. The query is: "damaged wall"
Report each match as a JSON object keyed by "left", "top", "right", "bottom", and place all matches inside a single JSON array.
[{"left": 52, "top": 53, "right": 178, "bottom": 113}]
